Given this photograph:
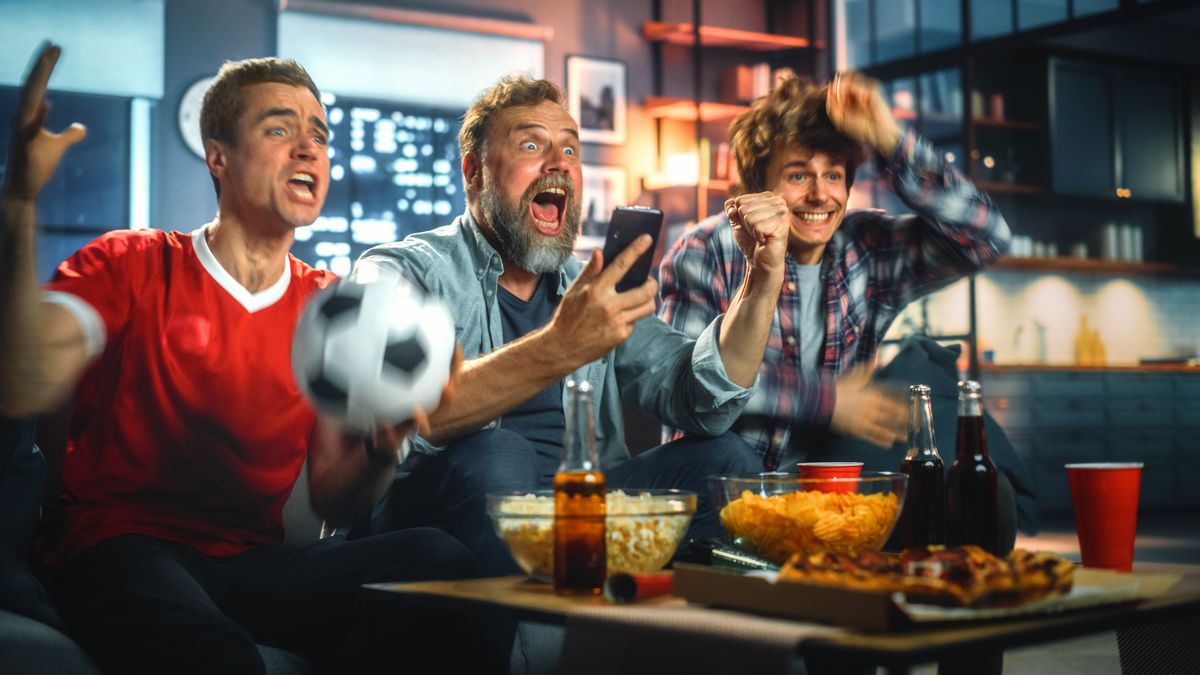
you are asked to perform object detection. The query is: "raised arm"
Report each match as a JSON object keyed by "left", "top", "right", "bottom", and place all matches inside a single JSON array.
[
  {"left": 828, "top": 71, "right": 1010, "bottom": 305},
  {"left": 0, "top": 43, "right": 91, "bottom": 417},
  {"left": 716, "top": 192, "right": 789, "bottom": 387}
]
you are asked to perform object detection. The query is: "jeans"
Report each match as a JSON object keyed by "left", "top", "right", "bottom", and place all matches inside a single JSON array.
[
  {"left": 51, "top": 530, "right": 506, "bottom": 675},
  {"left": 360, "top": 429, "right": 762, "bottom": 575}
]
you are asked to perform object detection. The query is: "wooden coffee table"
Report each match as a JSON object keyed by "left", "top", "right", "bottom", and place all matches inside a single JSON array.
[{"left": 366, "top": 562, "right": 1200, "bottom": 674}]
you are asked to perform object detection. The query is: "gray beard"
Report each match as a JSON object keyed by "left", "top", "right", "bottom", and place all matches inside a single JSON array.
[{"left": 479, "top": 172, "right": 580, "bottom": 275}]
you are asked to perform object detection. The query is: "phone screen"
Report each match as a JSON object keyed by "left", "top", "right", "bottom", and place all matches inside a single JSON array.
[{"left": 601, "top": 206, "right": 664, "bottom": 293}]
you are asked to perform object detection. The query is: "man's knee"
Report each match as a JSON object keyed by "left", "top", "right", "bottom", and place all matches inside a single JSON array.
[
  {"left": 436, "top": 427, "right": 544, "bottom": 493},
  {"left": 369, "top": 527, "right": 481, "bottom": 580},
  {"left": 679, "top": 431, "right": 761, "bottom": 473}
]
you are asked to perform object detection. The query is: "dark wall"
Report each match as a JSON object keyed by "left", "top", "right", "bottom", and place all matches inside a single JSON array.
[
  {"left": 154, "top": 0, "right": 277, "bottom": 230},
  {"left": 150, "top": 0, "right": 783, "bottom": 233}
]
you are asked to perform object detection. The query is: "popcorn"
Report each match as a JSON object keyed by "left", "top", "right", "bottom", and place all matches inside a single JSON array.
[{"left": 492, "top": 491, "right": 692, "bottom": 577}]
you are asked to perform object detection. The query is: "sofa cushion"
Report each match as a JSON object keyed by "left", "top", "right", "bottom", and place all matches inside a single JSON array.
[
  {"left": 0, "top": 608, "right": 100, "bottom": 675},
  {"left": 0, "top": 417, "right": 69, "bottom": 631}
]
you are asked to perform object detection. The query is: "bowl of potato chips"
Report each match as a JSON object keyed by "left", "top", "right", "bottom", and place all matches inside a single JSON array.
[
  {"left": 709, "top": 472, "right": 907, "bottom": 566},
  {"left": 487, "top": 489, "right": 696, "bottom": 582}
]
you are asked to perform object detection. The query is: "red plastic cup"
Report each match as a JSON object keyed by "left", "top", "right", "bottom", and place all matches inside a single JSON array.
[
  {"left": 1065, "top": 463, "right": 1143, "bottom": 572},
  {"left": 798, "top": 462, "right": 863, "bottom": 493}
]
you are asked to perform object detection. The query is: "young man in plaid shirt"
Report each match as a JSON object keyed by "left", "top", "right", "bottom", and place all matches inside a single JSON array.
[{"left": 658, "top": 72, "right": 1011, "bottom": 472}]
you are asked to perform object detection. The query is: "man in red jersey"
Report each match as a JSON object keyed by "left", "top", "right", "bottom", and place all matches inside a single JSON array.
[{"left": 0, "top": 43, "right": 491, "bottom": 675}]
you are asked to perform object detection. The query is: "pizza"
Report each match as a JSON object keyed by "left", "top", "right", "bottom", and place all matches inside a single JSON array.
[{"left": 778, "top": 546, "right": 1075, "bottom": 607}]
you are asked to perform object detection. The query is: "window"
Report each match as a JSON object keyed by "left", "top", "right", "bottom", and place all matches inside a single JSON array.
[
  {"left": 0, "top": 86, "right": 132, "bottom": 280},
  {"left": 291, "top": 93, "right": 465, "bottom": 275}
]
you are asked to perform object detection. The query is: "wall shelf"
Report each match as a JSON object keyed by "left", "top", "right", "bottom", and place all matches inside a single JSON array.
[
  {"left": 644, "top": 96, "right": 747, "bottom": 121},
  {"left": 641, "top": 177, "right": 732, "bottom": 193},
  {"left": 973, "top": 117, "right": 1040, "bottom": 130},
  {"left": 991, "top": 256, "right": 1181, "bottom": 276},
  {"left": 641, "top": 21, "right": 815, "bottom": 51},
  {"left": 976, "top": 181, "right": 1044, "bottom": 195}
]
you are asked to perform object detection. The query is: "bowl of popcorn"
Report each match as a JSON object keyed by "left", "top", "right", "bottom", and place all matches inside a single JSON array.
[
  {"left": 486, "top": 489, "right": 696, "bottom": 581},
  {"left": 709, "top": 472, "right": 907, "bottom": 566}
]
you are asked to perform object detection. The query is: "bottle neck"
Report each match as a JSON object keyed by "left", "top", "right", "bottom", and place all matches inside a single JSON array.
[
  {"left": 905, "top": 392, "right": 940, "bottom": 460},
  {"left": 561, "top": 387, "right": 599, "bottom": 473},
  {"left": 957, "top": 395, "right": 983, "bottom": 418}
]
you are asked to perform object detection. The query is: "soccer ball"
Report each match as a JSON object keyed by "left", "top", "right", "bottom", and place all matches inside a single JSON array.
[{"left": 291, "top": 274, "right": 455, "bottom": 432}]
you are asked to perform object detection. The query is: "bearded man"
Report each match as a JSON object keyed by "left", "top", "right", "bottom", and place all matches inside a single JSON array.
[{"left": 350, "top": 75, "right": 789, "bottom": 574}]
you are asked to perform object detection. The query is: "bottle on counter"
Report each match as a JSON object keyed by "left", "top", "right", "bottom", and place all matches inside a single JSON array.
[
  {"left": 898, "top": 384, "right": 946, "bottom": 549},
  {"left": 553, "top": 380, "right": 606, "bottom": 595},
  {"left": 947, "top": 380, "right": 1000, "bottom": 555}
]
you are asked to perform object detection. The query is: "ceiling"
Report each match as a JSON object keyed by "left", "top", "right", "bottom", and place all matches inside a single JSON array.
[{"left": 1044, "top": 5, "right": 1200, "bottom": 67}]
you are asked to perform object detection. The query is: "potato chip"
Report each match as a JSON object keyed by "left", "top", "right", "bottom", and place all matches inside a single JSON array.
[{"left": 719, "top": 489, "right": 900, "bottom": 564}]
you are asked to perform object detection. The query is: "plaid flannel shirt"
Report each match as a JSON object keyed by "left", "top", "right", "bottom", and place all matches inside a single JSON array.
[{"left": 657, "top": 130, "right": 1011, "bottom": 470}]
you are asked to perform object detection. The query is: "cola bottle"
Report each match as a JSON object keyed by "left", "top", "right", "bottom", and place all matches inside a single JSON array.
[
  {"left": 553, "top": 380, "right": 606, "bottom": 595},
  {"left": 946, "top": 380, "right": 1000, "bottom": 555},
  {"left": 898, "top": 384, "right": 946, "bottom": 549}
]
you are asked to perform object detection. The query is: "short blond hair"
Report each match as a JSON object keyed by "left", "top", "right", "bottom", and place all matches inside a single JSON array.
[
  {"left": 730, "top": 76, "right": 864, "bottom": 195},
  {"left": 459, "top": 74, "right": 565, "bottom": 160}
]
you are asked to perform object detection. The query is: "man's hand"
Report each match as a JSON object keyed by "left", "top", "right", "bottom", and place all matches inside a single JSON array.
[
  {"left": 363, "top": 346, "right": 463, "bottom": 459},
  {"left": 724, "top": 192, "right": 789, "bottom": 277},
  {"left": 3, "top": 42, "right": 87, "bottom": 203},
  {"left": 544, "top": 234, "right": 658, "bottom": 366},
  {"left": 830, "top": 367, "right": 906, "bottom": 448},
  {"left": 826, "top": 71, "right": 901, "bottom": 160}
]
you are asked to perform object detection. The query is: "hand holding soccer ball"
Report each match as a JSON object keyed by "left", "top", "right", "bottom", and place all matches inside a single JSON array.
[{"left": 292, "top": 274, "right": 456, "bottom": 433}]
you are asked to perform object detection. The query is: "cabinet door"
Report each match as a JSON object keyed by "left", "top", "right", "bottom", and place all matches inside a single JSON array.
[
  {"left": 1050, "top": 61, "right": 1115, "bottom": 198},
  {"left": 1117, "top": 71, "right": 1184, "bottom": 202}
]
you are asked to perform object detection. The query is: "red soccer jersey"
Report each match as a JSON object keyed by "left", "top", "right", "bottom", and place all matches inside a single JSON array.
[{"left": 38, "top": 227, "right": 336, "bottom": 569}]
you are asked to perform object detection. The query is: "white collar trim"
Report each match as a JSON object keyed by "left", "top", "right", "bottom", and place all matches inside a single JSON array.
[{"left": 191, "top": 224, "right": 291, "bottom": 313}]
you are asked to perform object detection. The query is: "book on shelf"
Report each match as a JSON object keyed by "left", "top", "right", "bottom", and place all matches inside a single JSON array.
[{"left": 720, "top": 64, "right": 798, "bottom": 103}]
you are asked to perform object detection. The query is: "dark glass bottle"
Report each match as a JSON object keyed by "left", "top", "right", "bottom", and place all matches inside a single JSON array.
[
  {"left": 553, "top": 380, "right": 606, "bottom": 595},
  {"left": 898, "top": 384, "right": 946, "bottom": 549},
  {"left": 946, "top": 380, "right": 1000, "bottom": 554}
]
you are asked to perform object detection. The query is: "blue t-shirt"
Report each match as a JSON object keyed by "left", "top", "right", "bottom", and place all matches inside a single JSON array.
[{"left": 497, "top": 277, "right": 565, "bottom": 451}]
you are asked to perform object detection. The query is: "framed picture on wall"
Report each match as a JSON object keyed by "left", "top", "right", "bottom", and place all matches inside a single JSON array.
[
  {"left": 566, "top": 55, "right": 626, "bottom": 145},
  {"left": 576, "top": 164, "right": 627, "bottom": 251}
]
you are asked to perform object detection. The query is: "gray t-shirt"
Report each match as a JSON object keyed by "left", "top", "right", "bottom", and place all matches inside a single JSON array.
[
  {"left": 795, "top": 263, "right": 824, "bottom": 378},
  {"left": 784, "top": 262, "right": 824, "bottom": 466}
]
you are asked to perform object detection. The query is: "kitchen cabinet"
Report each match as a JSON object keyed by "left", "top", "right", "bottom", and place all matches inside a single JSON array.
[
  {"left": 1049, "top": 59, "right": 1185, "bottom": 202},
  {"left": 982, "top": 369, "right": 1200, "bottom": 516}
]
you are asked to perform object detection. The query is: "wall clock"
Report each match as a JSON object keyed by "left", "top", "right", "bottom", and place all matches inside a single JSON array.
[{"left": 178, "top": 76, "right": 214, "bottom": 159}]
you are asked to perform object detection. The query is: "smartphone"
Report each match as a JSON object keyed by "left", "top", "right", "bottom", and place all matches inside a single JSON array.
[{"left": 601, "top": 206, "right": 664, "bottom": 293}]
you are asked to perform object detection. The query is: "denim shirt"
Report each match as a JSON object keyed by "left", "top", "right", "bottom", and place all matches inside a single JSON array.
[{"left": 354, "top": 212, "right": 754, "bottom": 468}]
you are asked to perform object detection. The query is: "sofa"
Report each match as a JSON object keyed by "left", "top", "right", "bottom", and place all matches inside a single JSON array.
[{"left": 0, "top": 416, "right": 312, "bottom": 674}]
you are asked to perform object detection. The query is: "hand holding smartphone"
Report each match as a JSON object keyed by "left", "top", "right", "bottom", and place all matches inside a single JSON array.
[{"left": 601, "top": 206, "right": 664, "bottom": 293}]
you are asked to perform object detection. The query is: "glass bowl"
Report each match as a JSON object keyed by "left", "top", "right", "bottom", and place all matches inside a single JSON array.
[
  {"left": 486, "top": 489, "right": 696, "bottom": 581},
  {"left": 709, "top": 471, "right": 908, "bottom": 565}
]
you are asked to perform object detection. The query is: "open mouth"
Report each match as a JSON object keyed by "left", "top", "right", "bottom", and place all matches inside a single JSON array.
[
  {"left": 287, "top": 172, "right": 317, "bottom": 201},
  {"left": 529, "top": 187, "right": 567, "bottom": 235}
]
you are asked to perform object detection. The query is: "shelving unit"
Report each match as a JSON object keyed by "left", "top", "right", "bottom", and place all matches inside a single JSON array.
[
  {"left": 642, "top": 1, "right": 825, "bottom": 223},
  {"left": 642, "top": 21, "right": 816, "bottom": 50},
  {"left": 643, "top": 96, "right": 747, "bottom": 121}
]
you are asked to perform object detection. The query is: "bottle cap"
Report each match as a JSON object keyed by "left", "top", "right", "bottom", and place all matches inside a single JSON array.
[
  {"left": 957, "top": 380, "right": 982, "bottom": 397},
  {"left": 909, "top": 384, "right": 931, "bottom": 395}
]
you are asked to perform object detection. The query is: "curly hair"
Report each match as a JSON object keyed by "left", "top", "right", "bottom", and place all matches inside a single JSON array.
[
  {"left": 200, "top": 57, "right": 322, "bottom": 197},
  {"left": 459, "top": 74, "right": 565, "bottom": 161},
  {"left": 729, "top": 75, "right": 865, "bottom": 195}
]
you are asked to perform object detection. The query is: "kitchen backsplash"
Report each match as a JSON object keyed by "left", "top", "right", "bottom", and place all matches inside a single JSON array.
[{"left": 884, "top": 270, "right": 1200, "bottom": 366}]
